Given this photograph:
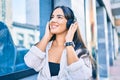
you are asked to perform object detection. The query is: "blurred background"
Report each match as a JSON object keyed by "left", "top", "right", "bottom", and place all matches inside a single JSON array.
[{"left": 0, "top": 0, "right": 120, "bottom": 80}]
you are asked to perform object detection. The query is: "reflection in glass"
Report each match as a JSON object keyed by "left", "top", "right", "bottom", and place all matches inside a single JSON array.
[
  {"left": 0, "top": 0, "right": 40, "bottom": 77},
  {"left": 0, "top": 22, "right": 16, "bottom": 75}
]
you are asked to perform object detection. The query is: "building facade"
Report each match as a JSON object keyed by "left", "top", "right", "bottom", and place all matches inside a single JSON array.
[
  {"left": 39, "top": 0, "right": 119, "bottom": 80},
  {"left": 0, "top": 0, "right": 12, "bottom": 29},
  {"left": 12, "top": 22, "right": 39, "bottom": 49},
  {"left": 0, "top": 0, "right": 120, "bottom": 79}
]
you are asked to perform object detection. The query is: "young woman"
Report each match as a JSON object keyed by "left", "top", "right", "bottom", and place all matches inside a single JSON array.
[{"left": 24, "top": 6, "right": 92, "bottom": 80}]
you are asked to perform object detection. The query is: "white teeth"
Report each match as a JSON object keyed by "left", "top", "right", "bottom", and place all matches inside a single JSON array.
[{"left": 52, "top": 26, "right": 57, "bottom": 28}]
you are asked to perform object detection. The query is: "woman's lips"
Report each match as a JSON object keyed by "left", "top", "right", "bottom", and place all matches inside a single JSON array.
[
  {"left": 50, "top": 25, "right": 58, "bottom": 29},
  {"left": 50, "top": 22, "right": 59, "bottom": 29}
]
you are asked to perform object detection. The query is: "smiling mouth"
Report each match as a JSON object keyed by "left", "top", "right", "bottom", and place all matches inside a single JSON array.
[{"left": 50, "top": 25, "right": 58, "bottom": 29}]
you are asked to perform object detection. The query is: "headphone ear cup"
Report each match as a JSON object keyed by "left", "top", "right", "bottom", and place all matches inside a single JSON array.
[{"left": 66, "top": 19, "right": 74, "bottom": 29}]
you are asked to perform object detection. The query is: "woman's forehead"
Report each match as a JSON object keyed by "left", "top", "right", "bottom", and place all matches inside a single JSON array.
[{"left": 52, "top": 8, "right": 64, "bottom": 16}]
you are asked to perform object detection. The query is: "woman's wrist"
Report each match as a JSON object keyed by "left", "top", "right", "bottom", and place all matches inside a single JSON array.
[{"left": 64, "top": 41, "right": 75, "bottom": 48}]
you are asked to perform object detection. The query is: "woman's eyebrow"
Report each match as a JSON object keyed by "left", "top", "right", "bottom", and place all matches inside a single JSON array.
[
  {"left": 57, "top": 15, "right": 64, "bottom": 17},
  {"left": 51, "top": 14, "right": 64, "bottom": 18}
]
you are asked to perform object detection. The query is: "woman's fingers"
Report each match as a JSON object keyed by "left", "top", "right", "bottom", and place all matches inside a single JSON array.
[
  {"left": 44, "top": 21, "right": 53, "bottom": 39},
  {"left": 66, "top": 22, "right": 78, "bottom": 42},
  {"left": 69, "top": 22, "right": 78, "bottom": 34}
]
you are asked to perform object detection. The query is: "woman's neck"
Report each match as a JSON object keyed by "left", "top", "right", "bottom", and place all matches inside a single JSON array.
[{"left": 53, "top": 34, "right": 66, "bottom": 47}]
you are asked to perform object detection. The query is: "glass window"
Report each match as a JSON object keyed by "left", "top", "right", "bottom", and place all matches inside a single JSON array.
[
  {"left": 17, "top": 33, "right": 24, "bottom": 47},
  {"left": 0, "top": 22, "right": 16, "bottom": 76},
  {"left": 0, "top": 0, "right": 40, "bottom": 77},
  {"left": 28, "top": 34, "right": 35, "bottom": 47}
]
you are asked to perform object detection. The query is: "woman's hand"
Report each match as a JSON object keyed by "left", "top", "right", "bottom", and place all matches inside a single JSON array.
[
  {"left": 65, "top": 22, "right": 78, "bottom": 42},
  {"left": 44, "top": 22, "right": 53, "bottom": 40},
  {"left": 36, "top": 22, "right": 53, "bottom": 51}
]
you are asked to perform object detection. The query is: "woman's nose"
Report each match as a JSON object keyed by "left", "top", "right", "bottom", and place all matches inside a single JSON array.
[{"left": 50, "top": 18, "right": 57, "bottom": 23}]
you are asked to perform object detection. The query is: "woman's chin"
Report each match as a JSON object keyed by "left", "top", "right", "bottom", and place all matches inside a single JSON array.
[
  {"left": 51, "top": 32, "right": 57, "bottom": 34},
  {"left": 50, "top": 30, "right": 57, "bottom": 34}
]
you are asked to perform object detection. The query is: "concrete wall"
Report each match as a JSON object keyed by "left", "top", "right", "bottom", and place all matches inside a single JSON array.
[
  {"left": 0, "top": 0, "right": 12, "bottom": 28},
  {"left": 39, "top": 0, "right": 53, "bottom": 39},
  {"left": 97, "top": 7, "right": 110, "bottom": 79},
  {"left": 71, "top": 0, "right": 86, "bottom": 44},
  {"left": 54, "top": 0, "right": 71, "bottom": 7}
]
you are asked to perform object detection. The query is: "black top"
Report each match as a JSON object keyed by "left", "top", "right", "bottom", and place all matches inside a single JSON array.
[{"left": 49, "top": 62, "right": 60, "bottom": 76}]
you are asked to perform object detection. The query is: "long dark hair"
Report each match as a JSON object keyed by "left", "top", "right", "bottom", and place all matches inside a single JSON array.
[{"left": 49, "top": 6, "right": 87, "bottom": 51}]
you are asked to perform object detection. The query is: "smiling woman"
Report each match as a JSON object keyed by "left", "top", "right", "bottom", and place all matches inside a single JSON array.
[
  {"left": 49, "top": 8, "right": 67, "bottom": 34},
  {"left": 24, "top": 6, "right": 92, "bottom": 80}
]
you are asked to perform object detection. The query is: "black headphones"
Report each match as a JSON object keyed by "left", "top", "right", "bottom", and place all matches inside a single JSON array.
[{"left": 66, "top": 18, "right": 77, "bottom": 29}]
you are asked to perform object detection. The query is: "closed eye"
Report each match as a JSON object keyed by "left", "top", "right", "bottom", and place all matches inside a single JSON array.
[
  {"left": 57, "top": 15, "right": 64, "bottom": 19},
  {"left": 57, "top": 16, "right": 63, "bottom": 19}
]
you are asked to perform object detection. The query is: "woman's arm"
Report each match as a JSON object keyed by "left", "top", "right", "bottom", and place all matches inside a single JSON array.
[
  {"left": 66, "top": 54, "right": 92, "bottom": 80},
  {"left": 65, "top": 22, "right": 79, "bottom": 65},
  {"left": 36, "top": 22, "right": 53, "bottom": 52},
  {"left": 24, "top": 35, "right": 50, "bottom": 71},
  {"left": 24, "top": 46, "right": 46, "bottom": 72},
  {"left": 66, "top": 46, "right": 79, "bottom": 65},
  {"left": 24, "top": 22, "right": 53, "bottom": 71},
  {"left": 66, "top": 48, "right": 92, "bottom": 80},
  {"left": 36, "top": 35, "right": 51, "bottom": 52}
]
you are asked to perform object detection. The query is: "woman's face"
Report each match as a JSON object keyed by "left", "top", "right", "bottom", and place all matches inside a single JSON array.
[{"left": 49, "top": 8, "right": 67, "bottom": 34}]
